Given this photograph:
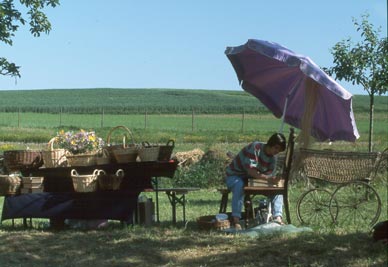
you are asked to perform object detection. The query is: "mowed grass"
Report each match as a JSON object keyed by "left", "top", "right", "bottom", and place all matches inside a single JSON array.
[{"left": 0, "top": 175, "right": 387, "bottom": 267}]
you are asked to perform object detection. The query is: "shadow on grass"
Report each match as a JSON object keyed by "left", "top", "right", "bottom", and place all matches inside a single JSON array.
[{"left": 0, "top": 220, "right": 386, "bottom": 267}]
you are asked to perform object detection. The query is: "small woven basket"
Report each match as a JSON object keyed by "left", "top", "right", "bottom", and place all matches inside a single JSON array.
[
  {"left": 0, "top": 174, "right": 21, "bottom": 196},
  {"left": 158, "top": 140, "right": 175, "bottom": 161},
  {"left": 97, "top": 169, "right": 124, "bottom": 191},
  {"left": 197, "top": 215, "right": 230, "bottom": 230},
  {"left": 66, "top": 152, "right": 98, "bottom": 167},
  {"left": 106, "top": 126, "right": 138, "bottom": 163},
  {"left": 3, "top": 150, "right": 43, "bottom": 172},
  {"left": 70, "top": 169, "right": 99, "bottom": 192},
  {"left": 138, "top": 141, "right": 160, "bottom": 162},
  {"left": 41, "top": 137, "right": 67, "bottom": 168}
]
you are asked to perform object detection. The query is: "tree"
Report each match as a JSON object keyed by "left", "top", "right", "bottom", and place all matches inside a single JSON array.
[
  {"left": 327, "top": 13, "right": 388, "bottom": 152},
  {"left": 0, "top": 0, "right": 59, "bottom": 78}
]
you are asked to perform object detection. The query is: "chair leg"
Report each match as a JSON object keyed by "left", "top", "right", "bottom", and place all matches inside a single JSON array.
[
  {"left": 244, "top": 195, "right": 253, "bottom": 229},
  {"left": 219, "top": 191, "right": 229, "bottom": 213},
  {"left": 284, "top": 192, "right": 291, "bottom": 224}
]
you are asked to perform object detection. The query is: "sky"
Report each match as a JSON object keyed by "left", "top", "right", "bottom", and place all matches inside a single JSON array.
[{"left": 0, "top": 0, "right": 386, "bottom": 95}]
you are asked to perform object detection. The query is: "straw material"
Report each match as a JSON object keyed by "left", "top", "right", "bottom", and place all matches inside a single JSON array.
[
  {"left": 158, "top": 140, "right": 175, "bottom": 161},
  {"left": 138, "top": 142, "right": 160, "bottom": 162},
  {"left": 41, "top": 137, "right": 67, "bottom": 168},
  {"left": 97, "top": 169, "right": 124, "bottom": 191},
  {"left": 71, "top": 169, "right": 99, "bottom": 192},
  {"left": 106, "top": 126, "right": 138, "bottom": 163},
  {"left": 197, "top": 215, "right": 230, "bottom": 230},
  {"left": 3, "top": 150, "right": 43, "bottom": 172},
  {"left": 66, "top": 152, "right": 97, "bottom": 166},
  {"left": 299, "top": 148, "right": 382, "bottom": 183},
  {"left": 0, "top": 174, "right": 21, "bottom": 196}
]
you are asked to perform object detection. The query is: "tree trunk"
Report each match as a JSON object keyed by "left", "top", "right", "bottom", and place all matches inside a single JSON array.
[{"left": 368, "top": 93, "right": 374, "bottom": 152}]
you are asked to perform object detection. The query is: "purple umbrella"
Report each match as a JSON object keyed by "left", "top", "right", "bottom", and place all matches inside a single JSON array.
[{"left": 225, "top": 39, "right": 360, "bottom": 142}]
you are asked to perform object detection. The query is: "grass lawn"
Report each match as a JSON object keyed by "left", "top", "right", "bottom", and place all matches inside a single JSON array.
[{"left": 0, "top": 176, "right": 386, "bottom": 267}]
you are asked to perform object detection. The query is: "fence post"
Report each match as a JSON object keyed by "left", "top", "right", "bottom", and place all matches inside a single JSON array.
[
  {"left": 59, "top": 106, "right": 62, "bottom": 126},
  {"left": 241, "top": 109, "right": 245, "bottom": 132},
  {"left": 101, "top": 107, "right": 104, "bottom": 128},
  {"left": 18, "top": 107, "right": 20, "bottom": 128},
  {"left": 144, "top": 109, "right": 147, "bottom": 129}
]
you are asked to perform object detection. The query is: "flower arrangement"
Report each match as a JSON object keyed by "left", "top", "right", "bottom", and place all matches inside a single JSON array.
[{"left": 56, "top": 129, "right": 105, "bottom": 155}]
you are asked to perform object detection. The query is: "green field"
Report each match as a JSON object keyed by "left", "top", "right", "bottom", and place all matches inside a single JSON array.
[{"left": 0, "top": 88, "right": 387, "bottom": 152}]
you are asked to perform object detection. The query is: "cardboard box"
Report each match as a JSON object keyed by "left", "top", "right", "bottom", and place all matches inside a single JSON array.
[
  {"left": 247, "top": 179, "right": 284, "bottom": 188},
  {"left": 137, "top": 199, "right": 155, "bottom": 226}
]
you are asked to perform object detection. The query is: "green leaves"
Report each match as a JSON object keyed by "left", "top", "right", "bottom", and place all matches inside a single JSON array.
[{"left": 0, "top": 0, "right": 59, "bottom": 77}]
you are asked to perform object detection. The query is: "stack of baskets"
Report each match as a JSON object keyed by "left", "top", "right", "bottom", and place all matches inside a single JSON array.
[
  {"left": 0, "top": 174, "right": 21, "bottom": 196},
  {"left": 70, "top": 169, "right": 100, "bottom": 192},
  {"left": 3, "top": 150, "right": 43, "bottom": 172},
  {"left": 105, "top": 126, "right": 138, "bottom": 163},
  {"left": 41, "top": 137, "right": 67, "bottom": 168},
  {"left": 138, "top": 141, "right": 160, "bottom": 162}
]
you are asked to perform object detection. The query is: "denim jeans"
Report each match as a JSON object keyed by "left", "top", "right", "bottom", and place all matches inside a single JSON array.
[{"left": 226, "top": 175, "right": 283, "bottom": 219}]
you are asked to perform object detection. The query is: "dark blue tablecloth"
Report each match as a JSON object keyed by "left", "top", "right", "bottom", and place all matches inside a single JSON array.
[{"left": 2, "top": 191, "right": 138, "bottom": 222}]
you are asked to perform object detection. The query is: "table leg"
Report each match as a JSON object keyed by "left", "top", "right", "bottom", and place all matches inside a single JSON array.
[{"left": 151, "top": 177, "right": 160, "bottom": 223}]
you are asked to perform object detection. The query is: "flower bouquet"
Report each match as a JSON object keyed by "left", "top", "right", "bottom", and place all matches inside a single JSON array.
[{"left": 56, "top": 129, "right": 105, "bottom": 166}]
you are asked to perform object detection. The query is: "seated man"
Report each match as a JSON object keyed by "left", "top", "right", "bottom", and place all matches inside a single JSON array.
[{"left": 225, "top": 133, "right": 286, "bottom": 230}]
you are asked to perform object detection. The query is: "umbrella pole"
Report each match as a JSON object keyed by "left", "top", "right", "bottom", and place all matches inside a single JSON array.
[{"left": 279, "top": 97, "right": 289, "bottom": 134}]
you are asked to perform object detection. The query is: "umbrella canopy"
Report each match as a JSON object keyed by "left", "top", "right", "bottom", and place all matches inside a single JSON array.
[{"left": 225, "top": 39, "right": 360, "bottom": 142}]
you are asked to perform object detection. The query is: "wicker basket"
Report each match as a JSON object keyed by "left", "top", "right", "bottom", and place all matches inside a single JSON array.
[
  {"left": 66, "top": 152, "right": 98, "bottom": 167},
  {"left": 158, "top": 140, "right": 175, "bottom": 161},
  {"left": 106, "top": 126, "right": 138, "bottom": 163},
  {"left": 138, "top": 141, "right": 160, "bottom": 162},
  {"left": 0, "top": 174, "right": 21, "bottom": 196},
  {"left": 41, "top": 137, "right": 67, "bottom": 168},
  {"left": 70, "top": 169, "right": 99, "bottom": 192},
  {"left": 97, "top": 169, "right": 124, "bottom": 191},
  {"left": 3, "top": 150, "right": 43, "bottom": 172},
  {"left": 197, "top": 215, "right": 231, "bottom": 230},
  {"left": 96, "top": 149, "right": 110, "bottom": 165}
]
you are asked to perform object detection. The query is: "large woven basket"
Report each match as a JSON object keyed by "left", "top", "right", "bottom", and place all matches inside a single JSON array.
[
  {"left": 41, "top": 137, "right": 67, "bottom": 168},
  {"left": 138, "top": 141, "right": 160, "bottom": 162},
  {"left": 299, "top": 148, "right": 382, "bottom": 183},
  {"left": 66, "top": 152, "right": 98, "bottom": 167},
  {"left": 70, "top": 169, "right": 99, "bottom": 192},
  {"left": 3, "top": 150, "right": 43, "bottom": 172},
  {"left": 0, "top": 174, "right": 21, "bottom": 196},
  {"left": 97, "top": 169, "right": 124, "bottom": 191},
  {"left": 197, "top": 215, "right": 230, "bottom": 230},
  {"left": 106, "top": 126, "right": 138, "bottom": 163},
  {"left": 158, "top": 140, "right": 175, "bottom": 161}
]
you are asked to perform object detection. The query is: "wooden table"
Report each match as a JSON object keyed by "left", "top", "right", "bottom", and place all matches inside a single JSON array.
[{"left": 1, "top": 161, "right": 178, "bottom": 228}]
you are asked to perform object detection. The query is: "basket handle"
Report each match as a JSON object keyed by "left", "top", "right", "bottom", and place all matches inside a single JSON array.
[
  {"left": 166, "top": 139, "right": 175, "bottom": 147},
  {"left": 47, "top": 137, "right": 58, "bottom": 151},
  {"left": 71, "top": 169, "right": 79, "bottom": 177},
  {"left": 92, "top": 169, "right": 101, "bottom": 176},
  {"left": 97, "top": 148, "right": 109, "bottom": 157},
  {"left": 115, "top": 169, "right": 124, "bottom": 178},
  {"left": 142, "top": 141, "right": 151, "bottom": 147},
  {"left": 96, "top": 169, "right": 106, "bottom": 176},
  {"left": 106, "top": 125, "right": 135, "bottom": 146}
]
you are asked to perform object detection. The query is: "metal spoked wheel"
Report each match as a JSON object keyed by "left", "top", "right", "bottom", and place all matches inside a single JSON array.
[
  {"left": 329, "top": 181, "right": 381, "bottom": 227},
  {"left": 296, "top": 188, "right": 337, "bottom": 226}
]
